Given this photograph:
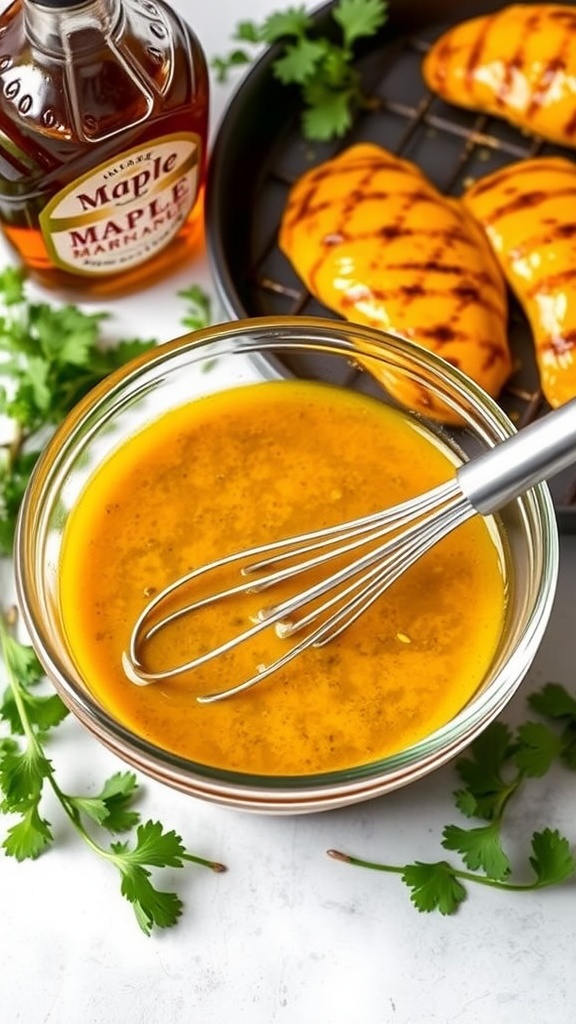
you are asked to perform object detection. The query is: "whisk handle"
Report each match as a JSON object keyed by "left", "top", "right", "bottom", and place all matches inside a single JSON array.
[{"left": 457, "top": 397, "right": 576, "bottom": 515}]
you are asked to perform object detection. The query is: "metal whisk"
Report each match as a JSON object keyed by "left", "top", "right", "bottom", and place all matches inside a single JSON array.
[{"left": 123, "top": 398, "right": 576, "bottom": 703}]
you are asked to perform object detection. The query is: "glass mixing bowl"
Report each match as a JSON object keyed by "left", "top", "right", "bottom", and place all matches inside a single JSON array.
[{"left": 14, "top": 317, "right": 559, "bottom": 813}]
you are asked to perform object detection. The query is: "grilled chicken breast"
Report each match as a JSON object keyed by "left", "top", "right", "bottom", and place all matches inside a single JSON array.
[
  {"left": 422, "top": 4, "right": 576, "bottom": 148},
  {"left": 463, "top": 155, "right": 576, "bottom": 407},
  {"left": 279, "top": 143, "right": 511, "bottom": 419}
]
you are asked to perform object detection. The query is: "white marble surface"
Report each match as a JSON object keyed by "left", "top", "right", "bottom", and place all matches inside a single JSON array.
[{"left": 2, "top": 1, "right": 576, "bottom": 1022}]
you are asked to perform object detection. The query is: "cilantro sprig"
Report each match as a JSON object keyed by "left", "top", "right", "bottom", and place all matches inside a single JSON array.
[
  {"left": 0, "top": 607, "right": 225, "bottom": 935},
  {"left": 0, "top": 266, "right": 212, "bottom": 556},
  {"left": 0, "top": 266, "right": 218, "bottom": 933},
  {"left": 328, "top": 688, "right": 576, "bottom": 914},
  {"left": 212, "top": 0, "right": 389, "bottom": 141}
]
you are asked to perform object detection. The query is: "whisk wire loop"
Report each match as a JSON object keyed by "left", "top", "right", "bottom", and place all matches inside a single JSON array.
[{"left": 123, "top": 479, "right": 471, "bottom": 700}]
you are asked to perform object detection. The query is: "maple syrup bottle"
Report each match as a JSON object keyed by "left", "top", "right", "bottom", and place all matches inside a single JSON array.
[{"left": 0, "top": 0, "right": 209, "bottom": 295}]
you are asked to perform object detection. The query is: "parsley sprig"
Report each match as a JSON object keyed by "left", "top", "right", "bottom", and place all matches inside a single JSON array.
[
  {"left": 0, "top": 607, "right": 226, "bottom": 936},
  {"left": 328, "top": 690, "right": 576, "bottom": 914},
  {"left": 212, "top": 0, "right": 388, "bottom": 141},
  {"left": 0, "top": 266, "right": 212, "bottom": 556}
]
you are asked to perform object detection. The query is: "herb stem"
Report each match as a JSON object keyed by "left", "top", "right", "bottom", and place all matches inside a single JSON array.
[
  {"left": 182, "top": 852, "right": 227, "bottom": 873},
  {"left": 46, "top": 772, "right": 106, "bottom": 853},
  {"left": 7, "top": 424, "right": 26, "bottom": 472},
  {"left": 0, "top": 612, "right": 40, "bottom": 751},
  {"left": 327, "top": 848, "right": 405, "bottom": 875},
  {"left": 327, "top": 849, "right": 562, "bottom": 893},
  {"left": 492, "top": 777, "right": 522, "bottom": 823}
]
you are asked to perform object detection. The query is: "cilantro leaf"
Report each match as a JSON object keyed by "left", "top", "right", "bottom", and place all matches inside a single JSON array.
[
  {"left": 0, "top": 628, "right": 44, "bottom": 687},
  {"left": 453, "top": 786, "right": 480, "bottom": 819},
  {"left": 442, "top": 821, "right": 510, "bottom": 880},
  {"left": 402, "top": 861, "right": 467, "bottom": 915},
  {"left": 2, "top": 801, "right": 53, "bottom": 860},
  {"left": 0, "top": 630, "right": 68, "bottom": 736},
  {"left": 261, "top": 7, "right": 311, "bottom": 42},
  {"left": 119, "top": 866, "right": 183, "bottom": 934},
  {"left": 113, "top": 819, "right": 186, "bottom": 869},
  {"left": 70, "top": 772, "right": 140, "bottom": 833},
  {"left": 302, "top": 80, "right": 355, "bottom": 139},
  {"left": 317, "top": 44, "right": 354, "bottom": 89},
  {"left": 0, "top": 688, "right": 69, "bottom": 737},
  {"left": 273, "top": 37, "right": 328, "bottom": 85},
  {"left": 529, "top": 829, "right": 576, "bottom": 886},
  {"left": 455, "top": 721, "right": 512, "bottom": 793},
  {"left": 212, "top": 50, "right": 251, "bottom": 83},
  {"left": 528, "top": 683, "right": 576, "bottom": 770},
  {"left": 0, "top": 454, "right": 37, "bottom": 556},
  {"left": 109, "top": 821, "right": 188, "bottom": 934},
  {"left": 529, "top": 683, "right": 576, "bottom": 720},
  {"left": 69, "top": 795, "right": 111, "bottom": 827},
  {"left": 514, "top": 721, "right": 563, "bottom": 777},
  {"left": 0, "top": 736, "right": 18, "bottom": 756},
  {"left": 453, "top": 721, "right": 516, "bottom": 820},
  {"left": 177, "top": 285, "right": 213, "bottom": 332},
  {"left": 0, "top": 264, "right": 26, "bottom": 304},
  {"left": 32, "top": 302, "right": 107, "bottom": 367},
  {"left": 560, "top": 732, "right": 576, "bottom": 770},
  {"left": 333, "top": 0, "right": 388, "bottom": 48},
  {"left": 0, "top": 742, "right": 52, "bottom": 808},
  {"left": 234, "top": 20, "right": 262, "bottom": 44},
  {"left": 96, "top": 771, "right": 140, "bottom": 829}
]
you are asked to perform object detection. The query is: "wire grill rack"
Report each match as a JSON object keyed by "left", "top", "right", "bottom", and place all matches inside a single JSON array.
[{"left": 206, "top": 1, "right": 576, "bottom": 530}]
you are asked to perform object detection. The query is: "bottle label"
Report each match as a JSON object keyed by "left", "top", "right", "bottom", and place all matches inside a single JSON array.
[{"left": 38, "top": 133, "right": 201, "bottom": 277}]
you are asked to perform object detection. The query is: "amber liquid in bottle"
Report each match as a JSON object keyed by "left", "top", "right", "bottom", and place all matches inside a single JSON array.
[{"left": 0, "top": 0, "right": 209, "bottom": 295}]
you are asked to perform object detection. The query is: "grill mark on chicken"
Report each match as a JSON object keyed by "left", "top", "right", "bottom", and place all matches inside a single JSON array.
[
  {"left": 495, "top": 10, "right": 540, "bottom": 107},
  {"left": 527, "top": 265, "right": 576, "bottom": 298},
  {"left": 466, "top": 159, "right": 570, "bottom": 198},
  {"left": 527, "top": 56, "right": 567, "bottom": 118},
  {"left": 379, "top": 259, "right": 492, "bottom": 281},
  {"left": 322, "top": 225, "right": 480, "bottom": 250},
  {"left": 542, "top": 330, "right": 576, "bottom": 357},
  {"left": 337, "top": 281, "right": 503, "bottom": 320},
  {"left": 481, "top": 186, "right": 576, "bottom": 225},
  {"left": 509, "top": 220, "right": 576, "bottom": 259},
  {"left": 464, "top": 11, "right": 498, "bottom": 92},
  {"left": 430, "top": 39, "right": 453, "bottom": 91},
  {"left": 418, "top": 324, "right": 463, "bottom": 343},
  {"left": 564, "top": 109, "right": 576, "bottom": 137},
  {"left": 410, "top": 329, "right": 508, "bottom": 371},
  {"left": 527, "top": 8, "right": 574, "bottom": 119}
]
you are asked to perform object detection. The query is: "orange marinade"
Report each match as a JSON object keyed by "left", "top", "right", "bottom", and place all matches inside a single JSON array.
[{"left": 59, "top": 380, "right": 507, "bottom": 776}]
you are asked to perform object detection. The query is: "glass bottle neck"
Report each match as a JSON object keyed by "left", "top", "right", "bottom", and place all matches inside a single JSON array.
[{"left": 23, "top": 0, "right": 123, "bottom": 56}]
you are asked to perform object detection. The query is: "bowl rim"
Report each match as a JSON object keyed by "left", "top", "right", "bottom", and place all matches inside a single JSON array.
[{"left": 13, "top": 315, "right": 560, "bottom": 808}]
